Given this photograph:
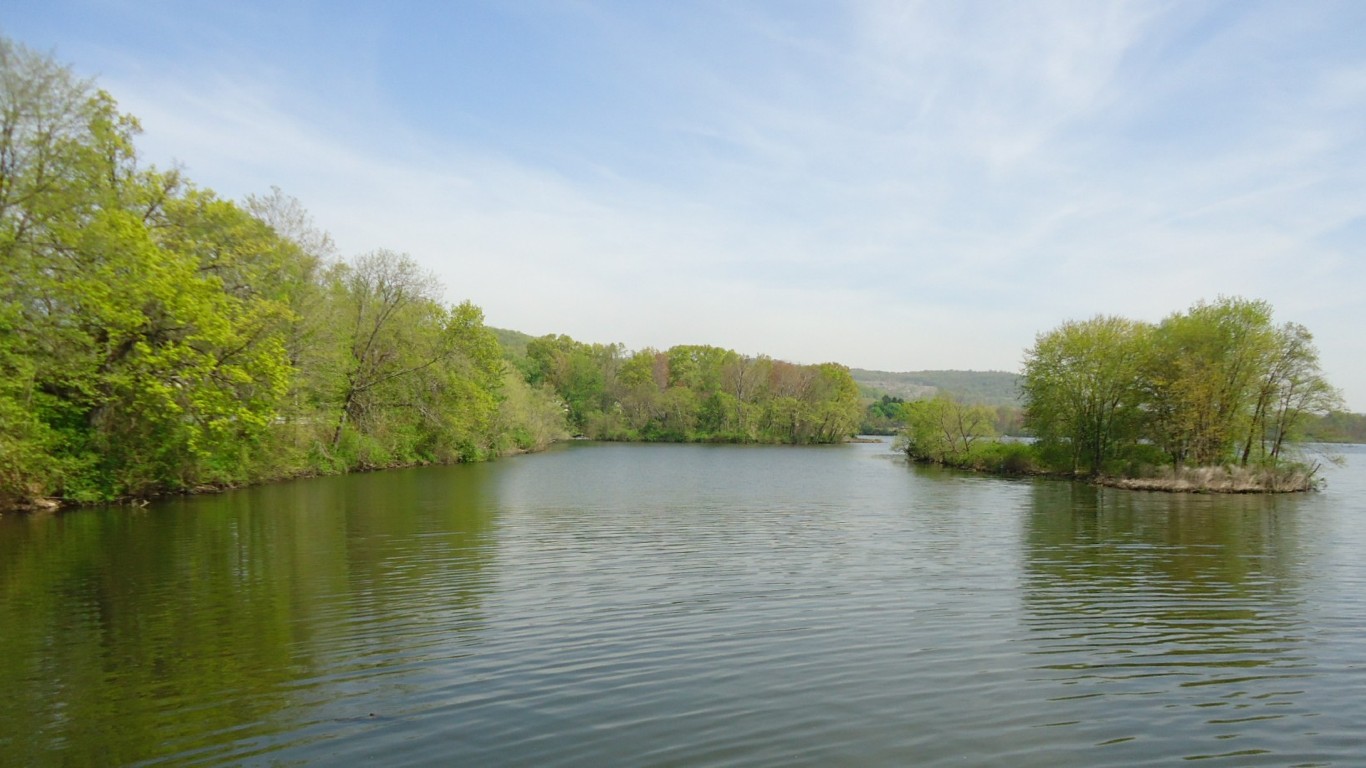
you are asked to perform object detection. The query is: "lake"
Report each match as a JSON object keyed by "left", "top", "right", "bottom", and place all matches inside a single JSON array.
[{"left": 2, "top": 441, "right": 1364, "bottom": 766}]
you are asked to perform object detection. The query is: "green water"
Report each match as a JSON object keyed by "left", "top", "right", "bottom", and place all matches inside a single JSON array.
[{"left": 2, "top": 441, "right": 1364, "bottom": 766}]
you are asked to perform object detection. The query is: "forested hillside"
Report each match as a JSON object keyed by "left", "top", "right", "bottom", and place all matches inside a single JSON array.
[
  {"left": 0, "top": 40, "right": 570, "bottom": 507},
  {"left": 850, "top": 369, "right": 1022, "bottom": 406},
  {"left": 0, "top": 41, "right": 860, "bottom": 510},
  {"left": 1302, "top": 411, "right": 1366, "bottom": 444},
  {"left": 490, "top": 327, "right": 535, "bottom": 361},
  {"left": 512, "top": 336, "right": 862, "bottom": 443}
]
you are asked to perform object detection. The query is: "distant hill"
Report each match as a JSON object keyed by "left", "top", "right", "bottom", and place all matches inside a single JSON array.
[
  {"left": 1302, "top": 411, "right": 1366, "bottom": 444},
  {"left": 490, "top": 327, "right": 535, "bottom": 361},
  {"left": 850, "top": 369, "right": 1022, "bottom": 406},
  {"left": 491, "top": 329, "right": 1022, "bottom": 407}
]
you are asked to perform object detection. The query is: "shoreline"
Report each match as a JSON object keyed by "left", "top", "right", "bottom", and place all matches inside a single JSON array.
[
  {"left": 904, "top": 455, "right": 1318, "bottom": 494},
  {"left": 1, "top": 435, "right": 874, "bottom": 515},
  {"left": 0, "top": 445, "right": 558, "bottom": 516}
]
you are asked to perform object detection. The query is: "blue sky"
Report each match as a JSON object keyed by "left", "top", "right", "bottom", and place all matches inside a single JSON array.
[{"left": 7, "top": 1, "right": 1366, "bottom": 408}]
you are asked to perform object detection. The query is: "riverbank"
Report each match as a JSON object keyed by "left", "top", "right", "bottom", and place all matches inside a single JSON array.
[
  {"left": 0, "top": 443, "right": 560, "bottom": 516},
  {"left": 3, "top": 432, "right": 888, "bottom": 515},
  {"left": 902, "top": 447, "right": 1320, "bottom": 493},
  {"left": 1096, "top": 464, "right": 1317, "bottom": 493}
]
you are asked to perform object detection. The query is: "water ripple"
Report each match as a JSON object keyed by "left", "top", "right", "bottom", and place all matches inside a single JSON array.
[{"left": 5, "top": 442, "right": 1366, "bottom": 766}]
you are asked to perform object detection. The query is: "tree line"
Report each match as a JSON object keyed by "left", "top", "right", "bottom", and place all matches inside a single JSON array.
[
  {"left": 1022, "top": 297, "right": 1339, "bottom": 475},
  {"left": 861, "top": 394, "right": 1023, "bottom": 438},
  {"left": 0, "top": 40, "right": 858, "bottom": 509},
  {"left": 900, "top": 296, "right": 1341, "bottom": 486},
  {"left": 0, "top": 39, "right": 578, "bottom": 506},
  {"left": 1302, "top": 411, "right": 1366, "bottom": 443},
  {"left": 517, "top": 335, "right": 862, "bottom": 444}
]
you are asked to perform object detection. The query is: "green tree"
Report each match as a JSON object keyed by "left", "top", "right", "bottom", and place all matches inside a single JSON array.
[
  {"left": 805, "top": 363, "right": 862, "bottom": 442},
  {"left": 520, "top": 334, "right": 857, "bottom": 445},
  {"left": 0, "top": 39, "right": 568, "bottom": 509},
  {"left": 0, "top": 302, "right": 57, "bottom": 506},
  {"left": 241, "top": 186, "right": 337, "bottom": 423},
  {"left": 1021, "top": 315, "right": 1150, "bottom": 475},
  {"left": 1143, "top": 297, "right": 1276, "bottom": 466},
  {"left": 900, "top": 395, "right": 997, "bottom": 463},
  {"left": 1020, "top": 297, "right": 1337, "bottom": 478},
  {"left": 666, "top": 345, "right": 735, "bottom": 393},
  {"left": 494, "top": 371, "right": 569, "bottom": 451},
  {"left": 330, "top": 250, "right": 439, "bottom": 449},
  {"left": 525, "top": 335, "right": 610, "bottom": 431},
  {"left": 1, "top": 39, "right": 131, "bottom": 500},
  {"left": 1, "top": 40, "right": 295, "bottom": 499},
  {"left": 327, "top": 250, "right": 503, "bottom": 465},
  {"left": 614, "top": 348, "right": 663, "bottom": 432},
  {"left": 1243, "top": 322, "right": 1341, "bottom": 462}
]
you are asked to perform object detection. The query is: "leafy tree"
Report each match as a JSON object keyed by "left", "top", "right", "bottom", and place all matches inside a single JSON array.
[
  {"left": 899, "top": 395, "right": 997, "bottom": 463},
  {"left": 1142, "top": 297, "right": 1276, "bottom": 466},
  {"left": 614, "top": 348, "right": 663, "bottom": 431},
  {"left": 0, "top": 303, "right": 57, "bottom": 506},
  {"left": 327, "top": 250, "right": 503, "bottom": 465},
  {"left": 1301, "top": 411, "right": 1366, "bottom": 443},
  {"left": 525, "top": 334, "right": 612, "bottom": 431},
  {"left": 860, "top": 394, "right": 906, "bottom": 435},
  {"left": 1020, "top": 297, "right": 1338, "bottom": 478},
  {"left": 666, "top": 345, "right": 735, "bottom": 393},
  {"left": 495, "top": 371, "right": 569, "bottom": 451},
  {"left": 1, "top": 40, "right": 295, "bottom": 499},
  {"left": 1021, "top": 315, "right": 1149, "bottom": 475},
  {"left": 806, "top": 363, "right": 862, "bottom": 442},
  {"left": 1246, "top": 322, "right": 1341, "bottom": 461},
  {"left": 330, "top": 250, "right": 440, "bottom": 448},
  {"left": 522, "top": 335, "right": 858, "bottom": 444}
]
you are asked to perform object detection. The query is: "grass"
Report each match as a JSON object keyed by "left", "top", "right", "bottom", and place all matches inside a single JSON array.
[{"left": 1096, "top": 463, "right": 1317, "bottom": 493}]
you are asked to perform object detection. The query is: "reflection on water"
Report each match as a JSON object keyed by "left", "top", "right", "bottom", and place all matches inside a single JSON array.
[
  {"left": 2, "top": 442, "right": 1365, "bottom": 767},
  {"left": 0, "top": 464, "right": 497, "bottom": 766},
  {"left": 1020, "top": 483, "right": 1324, "bottom": 763}
]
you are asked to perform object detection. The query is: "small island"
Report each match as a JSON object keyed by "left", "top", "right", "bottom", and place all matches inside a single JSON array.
[{"left": 897, "top": 297, "right": 1340, "bottom": 493}]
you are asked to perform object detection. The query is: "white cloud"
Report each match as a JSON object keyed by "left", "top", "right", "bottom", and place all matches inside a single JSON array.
[{"left": 48, "top": 0, "right": 1366, "bottom": 408}]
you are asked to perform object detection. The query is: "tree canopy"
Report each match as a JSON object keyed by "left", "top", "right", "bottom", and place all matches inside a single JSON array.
[
  {"left": 0, "top": 39, "right": 864, "bottom": 509},
  {"left": 1021, "top": 297, "right": 1341, "bottom": 476},
  {"left": 516, "top": 334, "right": 860, "bottom": 444},
  {"left": 0, "top": 39, "right": 563, "bottom": 506}
]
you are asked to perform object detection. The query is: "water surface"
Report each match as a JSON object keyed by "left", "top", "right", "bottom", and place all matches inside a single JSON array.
[{"left": 2, "top": 441, "right": 1364, "bottom": 766}]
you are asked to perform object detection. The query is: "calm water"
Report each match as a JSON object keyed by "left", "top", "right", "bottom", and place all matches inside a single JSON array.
[{"left": 2, "top": 442, "right": 1365, "bottom": 766}]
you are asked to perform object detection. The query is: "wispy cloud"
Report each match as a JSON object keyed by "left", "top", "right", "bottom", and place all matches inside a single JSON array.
[{"left": 11, "top": 0, "right": 1365, "bottom": 406}]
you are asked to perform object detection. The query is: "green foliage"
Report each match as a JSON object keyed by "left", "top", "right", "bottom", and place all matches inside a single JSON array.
[
  {"left": 1142, "top": 298, "right": 1273, "bottom": 466},
  {"left": 959, "top": 441, "right": 1040, "bottom": 475},
  {"left": 0, "top": 305, "right": 59, "bottom": 506},
  {"left": 894, "top": 394, "right": 1039, "bottom": 474},
  {"left": 521, "top": 334, "right": 861, "bottom": 445},
  {"left": 898, "top": 395, "right": 998, "bottom": 463},
  {"left": 0, "top": 40, "right": 543, "bottom": 507},
  {"left": 1, "top": 40, "right": 299, "bottom": 501},
  {"left": 319, "top": 251, "right": 509, "bottom": 468},
  {"left": 1302, "top": 411, "right": 1366, "bottom": 443},
  {"left": 851, "top": 369, "right": 1022, "bottom": 406},
  {"left": 1021, "top": 315, "right": 1149, "bottom": 475},
  {"left": 1020, "top": 297, "right": 1340, "bottom": 478},
  {"left": 860, "top": 395, "right": 906, "bottom": 435}
]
